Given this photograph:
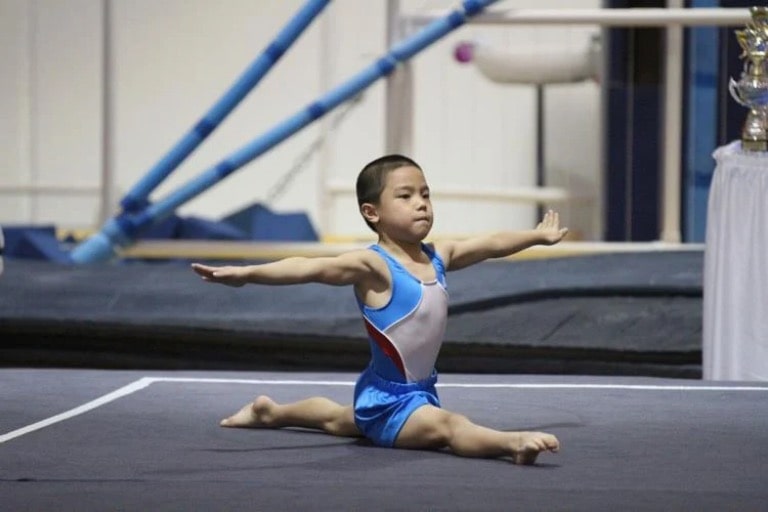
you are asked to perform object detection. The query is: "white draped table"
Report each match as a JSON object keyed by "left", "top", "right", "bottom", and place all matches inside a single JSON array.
[{"left": 703, "top": 141, "right": 768, "bottom": 380}]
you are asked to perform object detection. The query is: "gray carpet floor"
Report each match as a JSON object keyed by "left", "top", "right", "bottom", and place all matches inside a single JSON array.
[{"left": 1, "top": 369, "right": 765, "bottom": 512}]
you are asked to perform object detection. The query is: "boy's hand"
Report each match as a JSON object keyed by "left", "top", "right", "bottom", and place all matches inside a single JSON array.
[
  {"left": 191, "top": 263, "right": 249, "bottom": 287},
  {"left": 536, "top": 210, "right": 569, "bottom": 245}
]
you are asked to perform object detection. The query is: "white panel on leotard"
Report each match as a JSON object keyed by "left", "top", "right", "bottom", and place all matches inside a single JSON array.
[{"left": 385, "top": 282, "right": 448, "bottom": 382}]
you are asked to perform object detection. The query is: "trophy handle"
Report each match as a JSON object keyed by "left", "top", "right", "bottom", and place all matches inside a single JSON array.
[{"left": 729, "top": 78, "right": 748, "bottom": 106}]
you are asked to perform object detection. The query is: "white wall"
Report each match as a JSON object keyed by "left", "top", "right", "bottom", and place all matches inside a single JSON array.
[
  {"left": 0, "top": 0, "right": 601, "bottom": 240},
  {"left": 0, "top": 0, "right": 103, "bottom": 226}
]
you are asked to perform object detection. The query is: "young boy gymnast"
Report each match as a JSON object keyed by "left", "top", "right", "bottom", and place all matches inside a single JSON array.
[{"left": 191, "top": 154, "right": 567, "bottom": 465}]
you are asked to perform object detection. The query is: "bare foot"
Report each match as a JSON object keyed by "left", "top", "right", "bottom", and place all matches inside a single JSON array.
[
  {"left": 220, "top": 395, "right": 277, "bottom": 428},
  {"left": 509, "top": 432, "right": 560, "bottom": 465}
]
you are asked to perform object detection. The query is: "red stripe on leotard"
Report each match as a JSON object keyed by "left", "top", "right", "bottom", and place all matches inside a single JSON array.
[{"left": 362, "top": 317, "right": 405, "bottom": 377}]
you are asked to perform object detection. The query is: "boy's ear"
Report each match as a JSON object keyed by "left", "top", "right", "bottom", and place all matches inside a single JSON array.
[{"left": 360, "top": 203, "right": 379, "bottom": 225}]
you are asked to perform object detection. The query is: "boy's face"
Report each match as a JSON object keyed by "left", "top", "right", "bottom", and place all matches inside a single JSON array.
[{"left": 365, "top": 165, "right": 433, "bottom": 242}]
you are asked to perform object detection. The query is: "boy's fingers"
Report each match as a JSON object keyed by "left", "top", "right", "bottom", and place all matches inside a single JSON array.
[
  {"left": 192, "top": 264, "right": 222, "bottom": 279},
  {"left": 542, "top": 210, "right": 558, "bottom": 227}
]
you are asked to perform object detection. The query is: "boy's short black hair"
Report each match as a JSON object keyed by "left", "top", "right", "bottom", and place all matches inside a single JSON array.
[{"left": 356, "top": 154, "right": 421, "bottom": 232}]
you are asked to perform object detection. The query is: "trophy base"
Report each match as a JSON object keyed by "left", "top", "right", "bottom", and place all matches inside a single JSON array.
[{"left": 741, "top": 139, "right": 768, "bottom": 151}]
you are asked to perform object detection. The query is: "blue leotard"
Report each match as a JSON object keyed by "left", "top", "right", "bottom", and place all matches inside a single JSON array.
[{"left": 352, "top": 243, "right": 448, "bottom": 446}]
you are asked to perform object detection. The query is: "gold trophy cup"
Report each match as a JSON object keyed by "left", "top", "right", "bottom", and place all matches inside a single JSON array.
[{"left": 729, "top": 7, "right": 768, "bottom": 151}]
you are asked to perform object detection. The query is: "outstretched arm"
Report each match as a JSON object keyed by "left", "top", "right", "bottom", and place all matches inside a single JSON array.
[
  {"left": 191, "top": 250, "right": 375, "bottom": 287},
  {"left": 435, "top": 210, "right": 568, "bottom": 271}
]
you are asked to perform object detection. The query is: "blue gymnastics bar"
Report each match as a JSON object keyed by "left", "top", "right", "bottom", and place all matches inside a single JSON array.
[
  {"left": 119, "top": 0, "right": 331, "bottom": 213},
  {"left": 71, "top": 0, "right": 500, "bottom": 263}
]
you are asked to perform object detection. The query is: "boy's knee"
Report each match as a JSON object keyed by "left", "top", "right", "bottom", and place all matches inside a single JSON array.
[
  {"left": 396, "top": 406, "right": 464, "bottom": 449},
  {"left": 323, "top": 406, "right": 357, "bottom": 436},
  {"left": 446, "top": 412, "right": 470, "bottom": 432},
  {"left": 425, "top": 411, "right": 466, "bottom": 446}
]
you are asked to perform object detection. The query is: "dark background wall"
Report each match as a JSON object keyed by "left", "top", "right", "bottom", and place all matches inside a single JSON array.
[{"left": 603, "top": 0, "right": 749, "bottom": 242}]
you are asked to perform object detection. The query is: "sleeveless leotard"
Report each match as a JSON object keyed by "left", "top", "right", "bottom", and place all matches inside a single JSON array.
[
  {"left": 352, "top": 243, "right": 449, "bottom": 446},
  {"left": 356, "top": 243, "right": 448, "bottom": 383}
]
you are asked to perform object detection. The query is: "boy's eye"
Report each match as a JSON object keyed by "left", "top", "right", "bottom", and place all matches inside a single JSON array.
[{"left": 397, "top": 194, "right": 410, "bottom": 199}]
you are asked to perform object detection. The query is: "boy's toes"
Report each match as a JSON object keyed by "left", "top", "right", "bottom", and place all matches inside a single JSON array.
[{"left": 542, "top": 436, "right": 559, "bottom": 452}]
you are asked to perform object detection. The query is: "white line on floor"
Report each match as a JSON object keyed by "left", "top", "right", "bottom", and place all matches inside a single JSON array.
[
  {"left": 2, "top": 376, "right": 766, "bottom": 445},
  {"left": 144, "top": 376, "right": 768, "bottom": 392},
  {"left": 0, "top": 377, "right": 154, "bottom": 445}
]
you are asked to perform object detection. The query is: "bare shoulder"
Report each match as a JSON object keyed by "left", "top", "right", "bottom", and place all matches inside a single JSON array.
[
  {"left": 349, "top": 248, "right": 393, "bottom": 307},
  {"left": 331, "top": 248, "right": 389, "bottom": 282},
  {"left": 293, "top": 248, "right": 385, "bottom": 287},
  {"left": 337, "top": 248, "right": 385, "bottom": 271},
  {"left": 430, "top": 240, "right": 456, "bottom": 268}
]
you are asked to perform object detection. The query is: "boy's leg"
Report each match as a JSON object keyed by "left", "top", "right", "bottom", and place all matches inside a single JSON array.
[
  {"left": 394, "top": 405, "right": 559, "bottom": 465},
  {"left": 221, "top": 396, "right": 361, "bottom": 438}
]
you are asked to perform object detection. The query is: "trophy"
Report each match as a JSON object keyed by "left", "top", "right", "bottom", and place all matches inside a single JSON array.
[{"left": 729, "top": 7, "right": 768, "bottom": 151}]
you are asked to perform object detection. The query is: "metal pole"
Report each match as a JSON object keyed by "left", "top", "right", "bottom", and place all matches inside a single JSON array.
[
  {"left": 409, "top": 8, "right": 749, "bottom": 27},
  {"left": 536, "top": 84, "right": 545, "bottom": 220},
  {"left": 317, "top": 5, "right": 335, "bottom": 236},
  {"left": 385, "top": 0, "right": 413, "bottom": 155},
  {"left": 99, "top": 0, "right": 115, "bottom": 226},
  {"left": 661, "top": 0, "right": 684, "bottom": 243}
]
